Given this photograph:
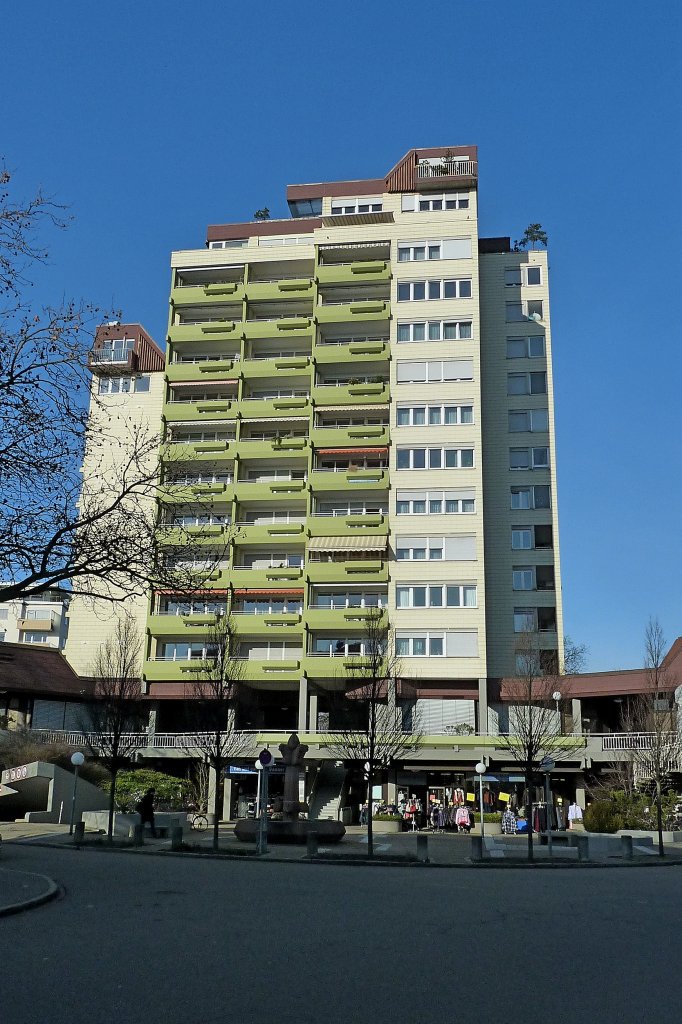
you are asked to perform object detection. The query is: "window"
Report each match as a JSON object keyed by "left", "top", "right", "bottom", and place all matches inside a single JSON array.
[
  {"left": 98, "top": 338, "right": 134, "bottom": 363},
  {"left": 396, "top": 320, "right": 472, "bottom": 342},
  {"left": 396, "top": 359, "right": 473, "bottom": 383},
  {"left": 312, "top": 637, "right": 371, "bottom": 656},
  {"left": 396, "top": 584, "right": 477, "bottom": 609},
  {"left": 508, "top": 409, "right": 549, "bottom": 432},
  {"left": 395, "top": 633, "right": 445, "bottom": 657},
  {"left": 312, "top": 591, "right": 386, "bottom": 610},
  {"left": 401, "top": 192, "right": 469, "bottom": 211},
  {"left": 258, "top": 235, "right": 314, "bottom": 247},
  {"left": 510, "top": 485, "right": 551, "bottom": 510},
  {"left": 240, "top": 597, "right": 303, "bottom": 615},
  {"left": 514, "top": 608, "right": 537, "bottom": 633},
  {"left": 512, "top": 567, "right": 535, "bottom": 591},
  {"left": 396, "top": 447, "right": 474, "bottom": 470},
  {"left": 396, "top": 489, "right": 475, "bottom": 515},
  {"left": 504, "top": 269, "right": 522, "bottom": 287},
  {"left": 506, "top": 336, "right": 545, "bottom": 359},
  {"left": 208, "top": 239, "right": 248, "bottom": 249},
  {"left": 397, "top": 278, "right": 472, "bottom": 301},
  {"left": 398, "top": 238, "right": 472, "bottom": 262},
  {"left": 507, "top": 371, "right": 547, "bottom": 395},
  {"left": 330, "top": 198, "right": 382, "bottom": 215},
  {"left": 395, "top": 535, "right": 476, "bottom": 561},
  {"left": 509, "top": 447, "right": 550, "bottom": 470},
  {"left": 506, "top": 300, "right": 543, "bottom": 322},
  {"left": 21, "top": 632, "right": 50, "bottom": 644},
  {"left": 526, "top": 266, "right": 542, "bottom": 285},
  {"left": 0, "top": 609, "right": 8, "bottom": 620},
  {"left": 396, "top": 404, "right": 473, "bottom": 426},
  {"left": 161, "top": 599, "right": 226, "bottom": 615},
  {"left": 98, "top": 376, "right": 150, "bottom": 395},
  {"left": 289, "top": 198, "right": 322, "bottom": 217},
  {"left": 239, "top": 641, "right": 302, "bottom": 661},
  {"left": 512, "top": 525, "right": 553, "bottom": 550}
]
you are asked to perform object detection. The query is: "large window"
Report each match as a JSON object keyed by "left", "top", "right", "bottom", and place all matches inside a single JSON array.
[
  {"left": 513, "top": 565, "right": 555, "bottom": 590},
  {"left": 397, "top": 447, "right": 474, "bottom": 470},
  {"left": 398, "top": 238, "right": 471, "bottom": 262},
  {"left": 98, "top": 375, "right": 150, "bottom": 395},
  {"left": 396, "top": 631, "right": 478, "bottom": 657},
  {"left": 97, "top": 338, "right": 134, "bottom": 363},
  {"left": 239, "top": 598, "right": 303, "bottom": 615},
  {"left": 396, "top": 489, "right": 475, "bottom": 515},
  {"left": 507, "top": 371, "right": 547, "bottom": 395},
  {"left": 511, "top": 525, "right": 553, "bottom": 550},
  {"left": 312, "top": 637, "right": 370, "bottom": 656},
  {"left": 510, "top": 485, "right": 551, "bottom": 510},
  {"left": 506, "top": 336, "right": 545, "bottom": 359},
  {"left": 395, "top": 535, "right": 476, "bottom": 561},
  {"left": 508, "top": 409, "right": 549, "bottom": 433},
  {"left": 160, "top": 599, "right": 226, "bottom": 615},
  {"left": 330, "top": 198, "right": 382, "bottom": 215},
  {"left": 396, "top": 584, "right": 477, "bottom": 609},
  {"left": 401, "top": 192, "right": 469, "bottom": 211},
  {"left": 504, "top": 266, "right": 542, "bottom": 287},
  {"left": 506, "top": 300, "right": 544, "bottom": 322},
  {"left": 397, "top": 320, "right": 472, "bottom": 342},
  {"left": 509, "top": 447, "right": 550, "bottom": 470},
  {"left": 397, "top": 279, "right": 472, "bottom": 301},
  {"left": 396, "top": 404, "right": 473, "bottom": 426},
  {"left": 396, "top": 359, "right": 473, "bottom": 383},
  {"left": 160, "top": 642, "right": 218, "bottom": 661},
  {"left": 312, "top": 591, "right": 386, "bottom": 610}
]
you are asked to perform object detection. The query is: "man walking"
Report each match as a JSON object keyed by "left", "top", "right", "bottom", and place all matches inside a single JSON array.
[{"left": 137, "top": 788, "right": 157, "bottom": 838}]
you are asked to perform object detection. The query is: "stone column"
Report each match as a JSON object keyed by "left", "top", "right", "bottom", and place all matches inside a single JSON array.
[
  {"left": 297, "top": 677, "right": 308, "bottom": 732},
  {"left": 574, "top": 773, "right": 587, "bottom": 810},
  {"left": 478, "top": 678, "right": 488, "bottom": 735},
  {"left": 222, "top": 778, "right": 233, "bottom": 821},
  {"left": 308, "top": 692, "right": 318, "bottom": 733},
  {"left": 571, "top": 698, "right": 582, "bottom": 733},
  {"left": 146, "top": 702, "right": 160, "bottom": 743}
]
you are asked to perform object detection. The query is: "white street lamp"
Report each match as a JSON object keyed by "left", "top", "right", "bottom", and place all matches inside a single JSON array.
[
  {"left": 475, "top": 761, "right": 486, "bottom": 841},
  {"left": 69, "top": 751, "right": 85, "bottom": 835}
]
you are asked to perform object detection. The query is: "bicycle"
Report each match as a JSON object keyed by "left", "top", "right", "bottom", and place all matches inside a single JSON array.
[{"left": 187, "top": 809, "right": 209, "bottom": 832}]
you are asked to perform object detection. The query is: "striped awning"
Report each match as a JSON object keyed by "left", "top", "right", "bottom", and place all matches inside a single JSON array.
[
  {"left": 239, "top": 416, "right": 310, "bottom": 424},
  {"left": 232, "top": 588, "right": 304, "bottom": 596},
  {"left": 154, "top": 589, "right": 229, "bottom": 596},
  {"left": 318, "top": 241, "right": 390, "bottom": 251},
  {"left": 316, "top": 447, "right": 387, "bottom": 456},
  {"left": 307, "top": 535, "right": 388, "bottom": 552},
  {"left": 314, "top": 405, "right": 388, "bottom": 414},
  {"left": 168, "top": 379, "right": 238, "bottom": 387}
]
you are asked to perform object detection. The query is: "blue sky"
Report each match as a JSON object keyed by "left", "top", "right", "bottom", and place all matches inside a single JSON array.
[{"left": 3, "top": 1, "right": 680, "bottom": 671}]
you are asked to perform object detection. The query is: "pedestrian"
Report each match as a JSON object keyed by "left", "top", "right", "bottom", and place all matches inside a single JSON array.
[
  {"left": 360, "top": 802, "right": 367, "bottom": 826},
  {"left": 137, "top": 787, "right": 157, "bottom": 838}
]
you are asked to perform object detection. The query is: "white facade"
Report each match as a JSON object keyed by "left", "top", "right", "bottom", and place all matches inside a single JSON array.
[{"left": 0, "top": 590, "right": 70, "bottom": 648}]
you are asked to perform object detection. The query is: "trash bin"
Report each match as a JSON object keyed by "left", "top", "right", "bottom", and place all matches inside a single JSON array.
[{"left": 341, "top": 806, "right": 352, "bottom": 825}]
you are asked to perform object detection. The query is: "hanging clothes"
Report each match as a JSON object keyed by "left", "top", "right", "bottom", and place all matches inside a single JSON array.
[{"left": 501, "top": 808, "right": 517, "bottom": 835}]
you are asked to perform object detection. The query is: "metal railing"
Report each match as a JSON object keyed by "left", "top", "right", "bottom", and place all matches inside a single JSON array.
[
  {"left": 416, "top": 159, "right": 477, "bottom": 179},
  {"left": 600, "top": 732, "right": 678, "bottom": 751}
]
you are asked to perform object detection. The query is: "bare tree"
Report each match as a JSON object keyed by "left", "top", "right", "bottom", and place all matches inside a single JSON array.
[
  {"left": 84, "top": 614, "right": 146, "bottom": 840},
  {"left": 620, "top": 619, "right": 680, "bottom": 857},
  {"left": 498, "top": 630, "right": 584, "bottom": 861},
  {"left": 182, "top": 614, "right": 249, "bottom": 851},
  {"left": 326, "top": 609, "right": 421, "bottom": 858}
]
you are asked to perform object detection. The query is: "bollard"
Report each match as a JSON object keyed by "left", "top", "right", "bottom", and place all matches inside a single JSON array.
[
  {"left": 171, "top": 826, "right": 183, "bottom": 852},
  {"left": 576, "top": 834, "right": 589, "bottom": 861},
  {"left": 131, "top": 823, "right": 144, "bottom": 846},
  {"left": 620, "top": 834, "right": 634, "bottom": 860},
  {"left": 416, "top": 834, "right": 429, "bottom": 864},
  {"left": 470, "top": 835, "right": 484, "bottom": 861},
  {"left": 0, "top": 834, "right": 3, "bottom": 856},
  {"left": 306, "top": 831, "right": 318, "bottom": 858},
  {"left": 73, "top": 821, "right": 85, "bottom": 845}
]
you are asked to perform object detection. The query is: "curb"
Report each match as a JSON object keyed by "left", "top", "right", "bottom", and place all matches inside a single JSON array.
[
  {"left": 0, "top": 870, "right": 61, "bottom": 918},
  {"left": 9, "top": 839, "right": 682, "bottom": 870}
]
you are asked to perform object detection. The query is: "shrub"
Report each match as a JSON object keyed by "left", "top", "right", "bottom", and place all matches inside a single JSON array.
[
  {"left": 0, "top": 730, "right": 107, "bottom": 787},
  {"left": 372, "top": 813, "right": 403, "bottom": 822},
  {"left": 103, "top": 769, "right": 189, "bottom": 812},
  {"left": 584, "top": 800, "right": 622, "bottom": 834},
  {"left": 472, "top": 812, "right": 502, "bottom": 823}
]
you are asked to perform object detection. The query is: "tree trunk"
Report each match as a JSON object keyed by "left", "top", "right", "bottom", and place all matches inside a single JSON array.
[
  {"left": 366, "top": 772, "right": 374, "bottom": 859},
  {"left": 212, "top": 755, "right": 221, "bottom": 852},
  {"left": 525, "top": 769, "right": 534, "bottom": 862},
  {"left": 656, "top": 776, "right": 664, "bottom": 858},
  {"left": 108, "top": 767, "right": 118, "bottom": 843}
]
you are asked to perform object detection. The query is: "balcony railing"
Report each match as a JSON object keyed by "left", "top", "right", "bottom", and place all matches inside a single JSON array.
[
  {"left": 415, "top": 159, "right": 478, "bottom": 180},
  {"left": 316, "top": 335, "right": 389, "bottom": 346}
]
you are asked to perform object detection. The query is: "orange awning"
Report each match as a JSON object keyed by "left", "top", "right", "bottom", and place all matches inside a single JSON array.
[
  {"left": 316, "top": 447, "right": 387, "bottom": 456},
  {"left": 232, "top": 588, "right": 304, "bottom": 596}
]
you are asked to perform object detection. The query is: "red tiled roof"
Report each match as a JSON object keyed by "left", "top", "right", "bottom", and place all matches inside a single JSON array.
[{"left": 0, "top": 643, "right": 93, "bottom": 697}]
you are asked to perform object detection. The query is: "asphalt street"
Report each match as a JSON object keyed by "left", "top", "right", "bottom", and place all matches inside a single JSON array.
[{"left": 2, "top": 843, "right": 680, "bottom": 1024}]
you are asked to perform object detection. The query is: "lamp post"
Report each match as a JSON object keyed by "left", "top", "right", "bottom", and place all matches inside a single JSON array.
[
  {"left": 475, "top": 762, "right": 486, "bottom": 842},
  {"left": 552, "top": 690, "right": 562, "bottom": 730},
  {"left": 539, "top": 755, "right": 555, "bottom": 859},
  {"left": 69, "top": 751, "right": 85, "bottom": 835}
]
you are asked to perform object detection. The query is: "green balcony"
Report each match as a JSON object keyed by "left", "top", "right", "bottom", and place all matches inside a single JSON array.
[
  {"left": 315, "top": 300, "right": 390, "bottom": 325},
  {"left": 157, "top": 483, "right": 235, "bottom": 506},
  {"left": 147, "top": 614, "right": 218, "bottom": 639},
  {"left": 156, "top": 524, "right": 231, "bottom": 548},
  {"left": 307, "top": 515, "right": 388, "bottom": 537},
  {"left": 143, "top": 659, "right": 206, "bottom": 684},
  {"left": 311, "top": 425, "right": 389, "bottom": 447},
  {"left": 161, "top": 440, "right": 236, "bottom": 464},
  {"left": 301, "top": 654, "right": 370, "bottom": 679},
  {"left": 237, "top": 397, "right": 311, "bottom": 420},
  {"left": 311, "top": 382, "right": 389, "bottom": 407},
  {"left": 316, "top": 261, "right": 391, "bottom": 286},
  {"left": 228, "top": 567, "right": 305, "bottom": 590},
  {"left": 314, "top": 340, "right": 389, "bottom": 364},
  {"left": 237, "top": 659, "right": 303, "bottom": 683},
  {"left": 304, "top": 606, "right": 387, "bottom": 631},
  {"left": 163, "top": 400, "right": 236, "bottom": 423},
  {"left": 237, "top": 438, "right": 308, "bottom": 460},
  {"left": 240, "top": 356, "right": 311, "bottom": 380},
  {"left": 165, "top": 360, "right": 239, "bottom": 384},
  {"left": 306, "top": 560, "right": 388, "bottom": 584},
  {"left": 234, "top": 479, "right": 307, "bottom": 503},
  {"left": 243, "top": 318, "right": 313, "bottom": 340},
  {"left": 234, "top": 523, "right": 306, "bottom": 546},
  {"left": 245, "top": 280, "right": 314, "bottom": 302},
  {"left": 308, "top": 469, "right": 388, "bottom": 492},
  {"left": 168, "top": 322, "right": 243, "bottom": 345},
  {"left": 232, "top": 614, "right": 304, "bottom": 637},
  {"left": 171, "top": 283, "right": 246, "bottom": 306}
]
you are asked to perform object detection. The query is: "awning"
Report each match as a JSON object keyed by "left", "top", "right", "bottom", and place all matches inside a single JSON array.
[
  {"left": 154, "top": 589, "right": 229, "bottom": 596},
  {"left": 318, "top": 241, "right": 390, "bottom": 252},
  {"left": 321, "top": 212, "right": 394, "bottom": 227},
  {"left": 314, "top": 405, "right": 388, "bottom": 414},
  {"left": 239, "top": 416, "right": 310, "bottom": 424},
  {"left": 232, "top": 588, "right": 304, "bottom": 596},
  {"left": 168, "top": 379, "right": 239, "bottom": 387},
  {"left": 316, "top": 447, "right": 387, "bottom": 456},
  {"left": 307, "top": 535, "right": 388, "bottom": 552}
]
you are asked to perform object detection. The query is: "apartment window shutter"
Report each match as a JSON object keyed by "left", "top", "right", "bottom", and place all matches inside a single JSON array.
[
  {"left": 444, "top": 536, "right": 476, "bottom": 560},
  {"left": 446, "top": 632, "right": 479, "bottom": 657},
  {"left": 442, "top": 238, "right": 472, "bottom": 260}
]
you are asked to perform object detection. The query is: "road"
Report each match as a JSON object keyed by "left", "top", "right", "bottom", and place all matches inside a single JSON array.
[{"left": 1, "top": 843, "right": 680, "bottom": 1024}]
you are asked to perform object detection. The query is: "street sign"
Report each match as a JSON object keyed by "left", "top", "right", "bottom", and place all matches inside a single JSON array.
[
  {"left": 539, "top": 756, "right": 555, "bottom": 772},
  {"left": 258, "top": 749, "right": 274, "bottom": 768}
]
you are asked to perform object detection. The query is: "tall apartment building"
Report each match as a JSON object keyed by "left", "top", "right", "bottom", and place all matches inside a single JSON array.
[
  {"left": 0, "top": 589, "right": 70, "bottom": 648},
  {"left": 140, "top": 145, "right": 563, "bottom": 744}
]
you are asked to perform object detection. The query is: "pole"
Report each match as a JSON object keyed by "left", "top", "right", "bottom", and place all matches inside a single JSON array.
[
  {"left": 69, "top": 764, "right": 80, "bottom": 836},
  {"left": 478, "top": 771, "right": 485, "bottom": 842},
  {"left": 257, "top": 766, "right": 269, "bottom": 855},
  {"left": 255, "top": 766, "right": 262, "bottom": 819},
  {"left": 545, "top": 770, "right": 553, "bottom": 859}
]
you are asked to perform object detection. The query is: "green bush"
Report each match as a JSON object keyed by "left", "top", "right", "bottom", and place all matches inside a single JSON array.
[
  {"left": 584, "top": 800, "right": 622, "bottom": 834},
  {"left": 372, "top": 813, "right": 403, "bottom": 822},
  {"left": 472, "top": 812, "right": 502, "bottom": 823},
  {"left": 104, "top": 769, "right": 189, "bottom": 812}
]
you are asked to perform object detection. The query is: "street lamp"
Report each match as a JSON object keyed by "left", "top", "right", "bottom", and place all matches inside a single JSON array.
[
  {"left": 552, "top": 690, "right": 562, "bottom": 728},
  {"left": 475, "top": 762, "right": 486, "bottom": 842},
  {"left": 69, "top": 751, "right": 85, "bottom": 835},
  {"left": 539, "top": 755, "right": 555, "bottom": 859}
]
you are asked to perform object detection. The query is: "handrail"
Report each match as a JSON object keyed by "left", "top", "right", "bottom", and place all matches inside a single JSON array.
[{"left": 415, "top": 159, "right": 477, "bottom": 179}]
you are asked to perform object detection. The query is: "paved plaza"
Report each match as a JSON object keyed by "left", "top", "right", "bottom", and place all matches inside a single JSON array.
[{"left": 1, "top": 838, "right": 681, "bottom": 1024}]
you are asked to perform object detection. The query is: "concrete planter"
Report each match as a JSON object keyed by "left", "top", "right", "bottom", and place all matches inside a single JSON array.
[{"left": 371, "top": 819, "right": 402, "bottom": 834}]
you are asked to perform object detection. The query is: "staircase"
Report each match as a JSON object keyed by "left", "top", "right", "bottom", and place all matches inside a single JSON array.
[{"left": 309, "top": 761, "right": 347, "bottom": 821}]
